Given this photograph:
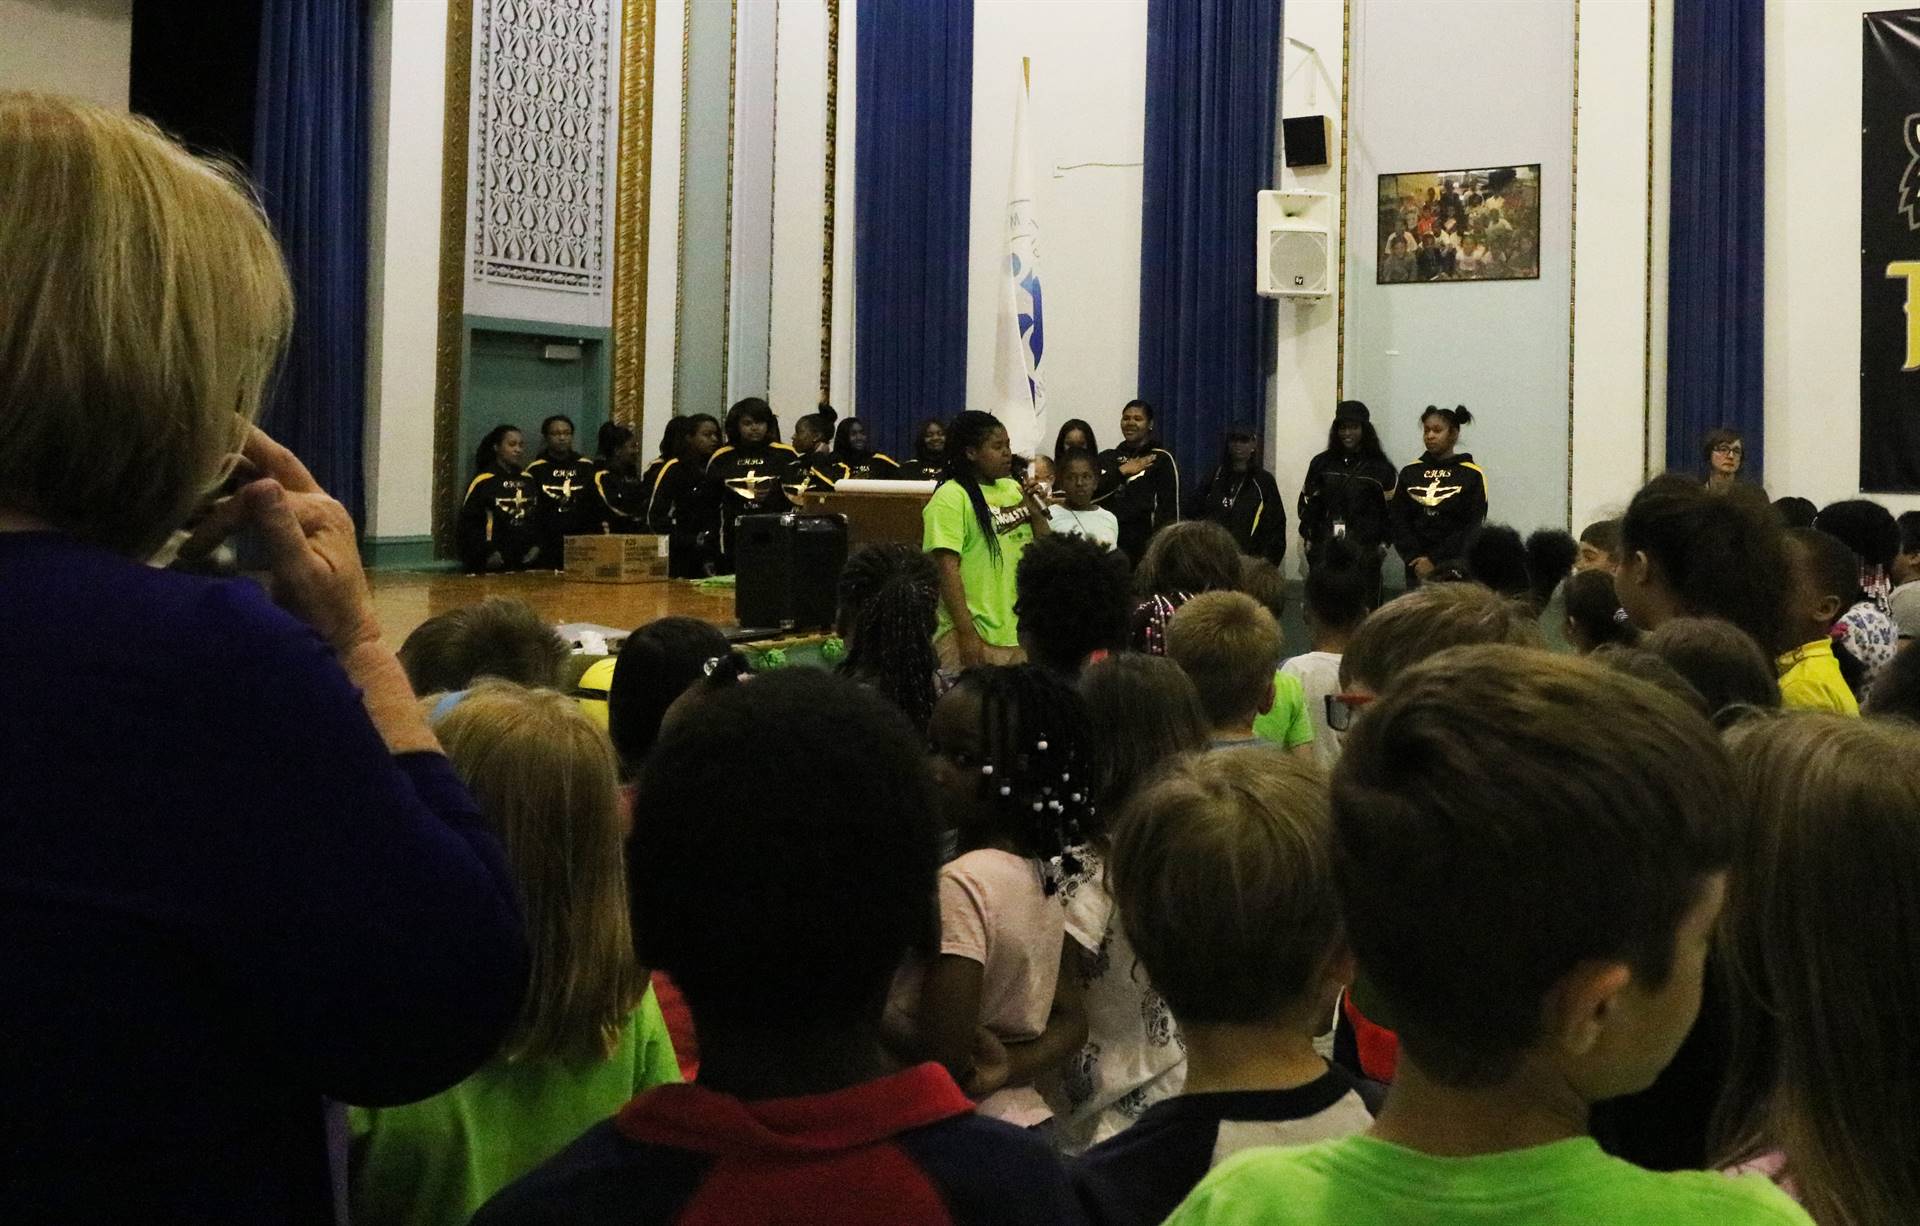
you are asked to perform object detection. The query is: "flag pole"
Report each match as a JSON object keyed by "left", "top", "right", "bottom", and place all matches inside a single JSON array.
[{"left": 1023, "top": 55, "right": 1030, "bottom": 92}]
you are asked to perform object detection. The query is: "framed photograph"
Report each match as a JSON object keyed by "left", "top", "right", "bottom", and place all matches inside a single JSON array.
[{"left": 1376, "top": 164, "right": 1541, "bottom": 284}]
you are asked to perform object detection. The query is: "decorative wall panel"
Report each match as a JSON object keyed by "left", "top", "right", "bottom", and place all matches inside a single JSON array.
[{"left": 465, "top": 0, "right": 623, "bottom": 327}]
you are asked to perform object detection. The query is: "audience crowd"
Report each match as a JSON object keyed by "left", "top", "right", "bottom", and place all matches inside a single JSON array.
[{"left": 11, "top": 91, "right": 1920, "bottom": 1226}]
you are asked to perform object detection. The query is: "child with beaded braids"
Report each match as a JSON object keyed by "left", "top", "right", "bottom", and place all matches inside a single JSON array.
[{"left": 888, "top": 665, "right": 1095, "bottom": 1125}]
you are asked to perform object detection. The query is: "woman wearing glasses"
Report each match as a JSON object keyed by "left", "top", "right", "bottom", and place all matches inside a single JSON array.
[{"left": 1703, "top": 427, "right": 1747, "bottom": 492}]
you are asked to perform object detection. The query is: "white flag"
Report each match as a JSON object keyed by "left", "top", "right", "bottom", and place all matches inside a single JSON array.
[{"left": 993, "top": 70, "right": 1046, "bottom": 457}]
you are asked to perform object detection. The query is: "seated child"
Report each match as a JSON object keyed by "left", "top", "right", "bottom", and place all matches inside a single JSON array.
[
  {"left": 1563, "top": 569, "right": 1641, "bottom": 655},
  {"left": 1048, "top": 450, "right": 1120, "bottom": 550},
  {"left": 1716, "top": 714, "right": 1920, "bottom": 1223},
  {"left": 1778, "top": 529, "right": 1863, "bottom": 715},
  {"left": 1165, "top": 591, "right": 1308, "bottom": 755},
  {"left": 887, "top": 666, "right": 1094, "bottom": 1125},
  {"left": 1076, "top": 747, "right": 1379, "bottom": 1226},
  {"left": 1644, "top": 617, "right": 1779, "bottom": 724},
  {"left": 1015, "top": 533, "right": 1134, "bottom": 675},
  {"left": 1163, "top": 646, "right": 1813, "bottom": 1226},
  {"left": 606, "top": 616, "right": 731, "bottom": 775},
  {"left": 1575, "top": 518, "right": 1623, "bottom": 574},
  {"left": 1129, "top": 521, "right": 1245, "bottom": 654},
  {"left": 835, "top": 543, "right": 944, "bottom": 732},
  {"left": 1283, "top": 539, "right": 1374, "bottom": 769},
  {"left": 1045, "top": 657, "right": 1214, "bottom": 1154},
  {"left": 473, "top": 670, "right": 1086, "bottom": 1225},
  {"left": 352, "top": 682, "right": 679, "bottom": 1226},
  {"left": 1338, "top": 580, "right": 1544, "bottom": 697},
  {"left": 1889, "top": 510, "right": 1920, "bottom": 642},
  {"left": 398, "top": 597, "right": 569, "bottom": 696}
]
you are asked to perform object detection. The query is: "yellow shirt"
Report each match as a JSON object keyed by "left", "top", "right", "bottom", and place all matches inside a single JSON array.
[{"left": 1776, "top": 640, "right": 1860, "bottom": 716}]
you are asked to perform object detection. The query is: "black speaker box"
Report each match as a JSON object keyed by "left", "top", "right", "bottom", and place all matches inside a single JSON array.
[
  {"left": 1282, "top": 115, "right": 1330, "bottom": 168},
  {"left": 734, "top": 513, "right": 849, "bottom": 631}
]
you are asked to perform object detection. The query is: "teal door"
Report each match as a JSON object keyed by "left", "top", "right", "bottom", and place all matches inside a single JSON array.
[{"left": 460, "top": 324, "right": 609, "bottom": 484}]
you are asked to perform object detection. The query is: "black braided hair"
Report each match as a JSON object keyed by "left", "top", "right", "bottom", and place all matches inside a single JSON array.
[
  {"left": 836, "top": 543, "right": 941, "bottom": 732},
  {"left": 944, "top": 410, "right": 1010, "bottom": 562},
  {"left": 951, "top": 665, "right": 1100, "bottom": 891},
  {"left": 653, "top": 416, "right": 689, "bottom": 459},
  {"left": 473, "top": 423, "right": 522, "bottom": 476}
]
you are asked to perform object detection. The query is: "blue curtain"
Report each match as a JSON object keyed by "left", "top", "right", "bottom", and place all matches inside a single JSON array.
[
  {"left": 253, "top": 0, "right": 370, "bottom": 527},
  {"left": 1667, "top": 0, "right": 1764, "bottom": 481},
  {"left": 1138, "top": 0, "right": 1280, "bottom": 477},
  {"left": 855, "top": 0, "right": 973, "bottom": 455}
]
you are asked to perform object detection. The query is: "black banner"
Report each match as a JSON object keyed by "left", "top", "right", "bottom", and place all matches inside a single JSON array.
[{"left": 1864, "top": 11, "right": 1920, "bottom": 491}]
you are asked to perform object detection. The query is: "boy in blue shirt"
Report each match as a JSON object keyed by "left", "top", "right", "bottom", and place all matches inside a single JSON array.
[{"left": 1165, "top": 647, "right": 1810, "bottom": 1226}]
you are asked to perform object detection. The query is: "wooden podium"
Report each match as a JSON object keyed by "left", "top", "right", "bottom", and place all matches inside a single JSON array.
[{"left": 796, "top": 480, "right": 935, "bottom": 547}]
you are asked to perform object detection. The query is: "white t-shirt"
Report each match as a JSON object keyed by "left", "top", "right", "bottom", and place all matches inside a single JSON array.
[
  {"left": 1048, "top": 852, "right": 1186, "bottom": 1154},
  {"left": 1049, "top": 504, "right": 1120, "bottom": 550},
  {"left": 1891, "top": 580, "right": 1920, "bottom": 639},
  {"left": 1282, "top": 651, "right": 1345, "bottom": 771}
]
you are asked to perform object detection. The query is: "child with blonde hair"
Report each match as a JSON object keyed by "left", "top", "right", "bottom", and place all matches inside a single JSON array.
[
  {"left": 351, "top": 682, "right": 678, "bottom": 1226},
  {"left": 1716, "top": 714, "right": 1920, "bottom": 1224}
]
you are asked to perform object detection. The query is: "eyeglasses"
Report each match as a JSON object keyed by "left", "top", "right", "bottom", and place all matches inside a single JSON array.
[
  {"left": 1325, "top": 692, "right": 1376, "bottom": 733},
  {"left": 1711, "top": 443, "right": 1744, "bottom": 456}
]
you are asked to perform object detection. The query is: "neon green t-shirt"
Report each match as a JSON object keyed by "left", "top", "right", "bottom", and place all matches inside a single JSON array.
[
  {"left": 349, "top": 989, "right": 681, "bottom": 1226},
  {"left": 1253, "top": 669, "right": 1315, "bottom": 749},
  {"left": 923, "top": 477, "right": 1037, "bottom": 649},
  {"left": 1165, "top": 1134, "right": 1812, "bottom": 1226}
]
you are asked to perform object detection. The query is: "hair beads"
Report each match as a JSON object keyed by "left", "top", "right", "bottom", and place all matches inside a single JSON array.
[{"left": 957, "top": 666, "right": 1101, "bottom": 893}]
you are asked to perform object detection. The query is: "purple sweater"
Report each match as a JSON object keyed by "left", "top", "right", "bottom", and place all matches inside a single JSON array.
[{"left": 0, "top": 532, "right": 528, "bottom": 1223}]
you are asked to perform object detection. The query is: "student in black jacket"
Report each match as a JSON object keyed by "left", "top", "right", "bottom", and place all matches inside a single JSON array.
[
  {"left": 824, "top": 416, "right": 902, "bottom": 483},
  {"left": 1191, "top": 425, "right": 1286, "bottom": 566},
  {"left": 895, "top": 418, "right": 949, "bottom": 482},
  {"left": 638, "top": 413, "right": 722, "bottom": 578},
  {"left": 705, "top": 397, "right": 797, "bottom": 572},
  {"left": 1389, "top": 404, "right": 1488, "bottom": 587},
  {"left": 587, "top": 421, "right": 646, "bottom": 533},
  {"left": 524, "top": 414, "right": 596, "bottom": 564},
  {"left": 1099, "top": 399, "right": 1180, "bottom": 563},
  {"left": 1298, "top": 400, "right": 1398, "bottom": 597},
  {"left": 458, "top": 424, "right": 541, "bottom": 573}
]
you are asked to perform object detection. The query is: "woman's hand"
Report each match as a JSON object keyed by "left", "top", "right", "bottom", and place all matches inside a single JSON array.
[
  {"left": 956, "top": 631, "right": 988, "bottom": 670},
  {"left": 186, "top": 427, "right": 380, "bottom": 654},
  {"left": 1412, "top": 556, "right": 1436, "bottom": 579},
  {"left": 1118, "top": 455, "right": 1155, "bottom": 478}
]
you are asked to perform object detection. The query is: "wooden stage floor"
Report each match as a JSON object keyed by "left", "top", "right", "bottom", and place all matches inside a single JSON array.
[{"left": 368, "top": 569, "right": 738, "bottom": 649}]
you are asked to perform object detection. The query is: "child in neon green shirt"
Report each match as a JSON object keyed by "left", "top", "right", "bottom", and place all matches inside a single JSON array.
[
  {"left": 1165, "top": 591, "right": 1311, "bottom": 758},
  {"left": 350, "top": 683, "right": 681, "bottom": 1226},
  {"left": 1167, "top": 649, "right": 1811, "bottom": 1226},
  {"left": 923, "top": 411, "right": 1053, "bottom": 669}
]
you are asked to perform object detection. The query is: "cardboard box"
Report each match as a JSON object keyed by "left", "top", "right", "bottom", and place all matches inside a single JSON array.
[{"left": 564, "top": 533, "right": 670, "bottom": 584}]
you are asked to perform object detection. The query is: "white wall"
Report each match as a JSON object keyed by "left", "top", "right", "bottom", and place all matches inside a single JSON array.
[
  {"left": 768, "top": 0, "right": 833, "bottom": 423},
  {"left": 966, "top": 0, "right": 1149, "bottom": 455},
  {"left": 1270, "top": 0, "right": 1346, "bottom": 576},
  {"left": 1570, "top": 0, "right": 1661, "bottom": 530},
  {"left": 0, "top": 0, "right": 130, "bottom": 109},
  {"left": 1765, "top": 0, "right": 1920, "bottom": 515},
  {"left": 1343, "top": 0, "right": 1576, "bottom": 539},
  {"left": 365, "top": 0, "right": 448, "bottom": 540}
]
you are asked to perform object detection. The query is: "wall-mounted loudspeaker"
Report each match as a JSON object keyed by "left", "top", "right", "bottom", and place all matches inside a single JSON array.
[
  {"left": 1281, "top": 115, "right": 1330, "bottom": 168},
  {"left": 1256, "top": 190, "right": 1332, "bottom": 300}
]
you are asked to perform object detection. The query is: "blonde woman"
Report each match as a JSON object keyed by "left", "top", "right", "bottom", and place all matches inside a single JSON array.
[
  {"left": 1716, "top": 714, "right": 1920, "bottom": 1224},
  {"left": 0, "top": 94, "right": 526, "bottom": 1221},
  {"left": 352, "top": 683, "right": 679, "bottom": 1226}
]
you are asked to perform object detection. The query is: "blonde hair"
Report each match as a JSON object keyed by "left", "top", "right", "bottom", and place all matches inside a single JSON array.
[
  {"left": 0, "top": 93, "right": 293, "bottom": 555},
  {"left": 1718, "top": 713, "right": 1920, "bottom": 1226},
  {"left": 436, "top": 681, "right": 643, "bottom": 1063},
  {"left": 1110, "top": 746, "right": 1338, "bottom": 1026},
  {"left": 1165, "top": 590, "right": 1283, "bottom": 727}
]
